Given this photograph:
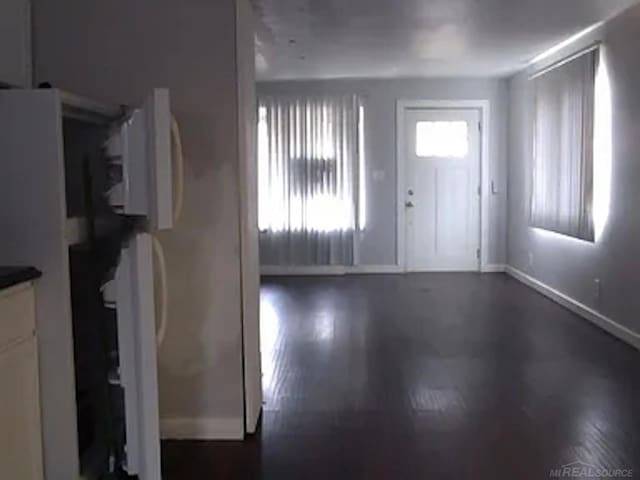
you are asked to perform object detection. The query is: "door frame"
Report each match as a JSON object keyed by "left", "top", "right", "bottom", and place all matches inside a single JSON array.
[{"left": 396, "top": 99, "right": 491, "bottom": 272}]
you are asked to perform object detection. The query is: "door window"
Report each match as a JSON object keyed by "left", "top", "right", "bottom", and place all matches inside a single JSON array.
[{"left": 415, "top": 121, "right": 468, "bottom": 158}]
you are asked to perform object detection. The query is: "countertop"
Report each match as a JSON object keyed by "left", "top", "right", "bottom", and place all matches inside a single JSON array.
[{"left": 0, "top": 267, "right": 42, "bottom": 291}]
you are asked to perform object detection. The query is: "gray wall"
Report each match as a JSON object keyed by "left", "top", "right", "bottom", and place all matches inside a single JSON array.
[
  {"left": 0, "top": 0, "right": 31, "bottom": 87},
  {"left": 507, "top": 4, "right": 640, "bottom": 336},
  {"left": 258, "top": 78, "right": 509, "bottom": 267},
  {"left": 33, "top": 0, "right": 250, "bottom": 436}
]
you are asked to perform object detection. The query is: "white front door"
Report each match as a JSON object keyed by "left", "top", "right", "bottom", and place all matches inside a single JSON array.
[{"left": 403, "top": 108, "right": 481, "bottom": 272}]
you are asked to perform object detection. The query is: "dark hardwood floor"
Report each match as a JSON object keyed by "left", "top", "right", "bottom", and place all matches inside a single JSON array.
[{"left": 162, "top": 273, "right": 639, "bottom": 479}]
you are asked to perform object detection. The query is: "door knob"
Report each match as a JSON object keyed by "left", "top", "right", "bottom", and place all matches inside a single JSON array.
[{"left": 405, "top": 201, "right": 415, "bottom": 208}]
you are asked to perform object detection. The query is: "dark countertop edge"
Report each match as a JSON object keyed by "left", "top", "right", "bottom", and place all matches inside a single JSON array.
[{"left": 0, "top": 267, "right": 42, "bottom": 291}]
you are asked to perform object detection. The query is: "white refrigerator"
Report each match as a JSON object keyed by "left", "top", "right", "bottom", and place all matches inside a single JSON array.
[
  {"left": 104, "top": 89, "right": 174, "bottom": 480},
  {"left": 0, "top": 88, "right": 176, "bottom": 480}
]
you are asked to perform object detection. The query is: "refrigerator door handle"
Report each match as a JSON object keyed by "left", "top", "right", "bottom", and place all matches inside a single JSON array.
[{"left": 152, "top": 235, "right": 169, "bottom": 347}]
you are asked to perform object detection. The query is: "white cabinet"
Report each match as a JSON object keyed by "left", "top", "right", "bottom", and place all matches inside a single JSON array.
[
  {"left": 0, "top": 0, "right": 32, "bottom": 87},
  {"left": 0, "top": 284, "right": 43, "bottom": 480}
]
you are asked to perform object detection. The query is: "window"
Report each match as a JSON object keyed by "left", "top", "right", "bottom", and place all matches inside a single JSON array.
[
  {"left": 416, "top": 121, "right": 469, "bottom": 158},
  {"left": 257, "top": 95, "right": 364, "bottom": 234},
  {"left": 530, "top": 47, "right": 598, "bottom": 242},
  {"left": 257, "top": 95, "right": 365, "bottom": 266}
]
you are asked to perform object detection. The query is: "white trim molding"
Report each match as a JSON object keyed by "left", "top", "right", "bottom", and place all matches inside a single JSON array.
[
  {"left": 505, "top": 266, "right": 640, "bottom": 351},
  {"left": 160, "top": 417, "right": 244, "bottom": 440},
  {"left": 481, "top": 264, "right": 506, "bottom": 273},
  {"left": 261, "top": 265, "right": 403, "bottom": 276},
  {"left": 260, "top": 264, "right": 508, "bottom": 276},
  {"left": 396, "top": 99, "right": 492, "bottom": 273},
  {"left": 351, "top": 264, "right": 404, "bottom": 274},
  {"left": 261, "top": 265, "right": 349, "bottom": 276}
]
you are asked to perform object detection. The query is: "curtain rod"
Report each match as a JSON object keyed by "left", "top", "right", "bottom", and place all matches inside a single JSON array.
[{"left": 529, "top": 42, "right": 601, "bottom": 80}]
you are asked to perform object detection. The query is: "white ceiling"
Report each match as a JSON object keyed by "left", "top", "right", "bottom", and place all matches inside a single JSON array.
[{"left": 253, "top": 0, "right": 638, "bottom": 80}]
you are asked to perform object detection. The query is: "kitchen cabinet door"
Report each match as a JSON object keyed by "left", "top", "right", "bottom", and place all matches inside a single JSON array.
[{"left": 0, "top": 337, "right": 43, "bottom": 480}]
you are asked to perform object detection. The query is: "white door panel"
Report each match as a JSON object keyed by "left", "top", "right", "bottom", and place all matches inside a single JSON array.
[
  {"left": 436, "top": 167, "right": 469, "bottom": 254},
  {"left": 107, "top": 89, "right": 172, "bottom": 231},
  {"left": 404, "top": 109, "right": 480, "bottom": 272},
  {"left": 115, "top": 234, "right": 162, "bottom": 480}
]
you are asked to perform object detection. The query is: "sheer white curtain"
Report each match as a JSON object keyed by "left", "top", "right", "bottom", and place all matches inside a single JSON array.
[
  {"left": 531, "top": 48, "right": 597, "bottom": 241},
  {"left": 258, "top": 94, "right": 361, "bottom": 266}
]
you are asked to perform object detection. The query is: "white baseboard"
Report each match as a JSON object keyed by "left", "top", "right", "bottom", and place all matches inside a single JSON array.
[
  {"left": 160, "top": 417, "right": 244, "bottom": 440},
  {"left": 481, "top": 264, "right": 506, "bottom": 273},
  {"left": 262, "top": 264, "right": 505, "bottom": 276},
  {"left": 351, "top": 265, "right": 403, "bottom": 274},
  {"left": 505, "top": 266, "right": 640, "bottom": 351},
  {"left": 261, "top": 265, "right": 402, "bottom": 276},
  {"left": 261, "top": 265, "right": 348, "bottom": 276}
]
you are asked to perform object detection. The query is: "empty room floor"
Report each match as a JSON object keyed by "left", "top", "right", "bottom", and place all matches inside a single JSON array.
[{"left": 162, "top": 274, "right": 639, "bottom": 479}]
